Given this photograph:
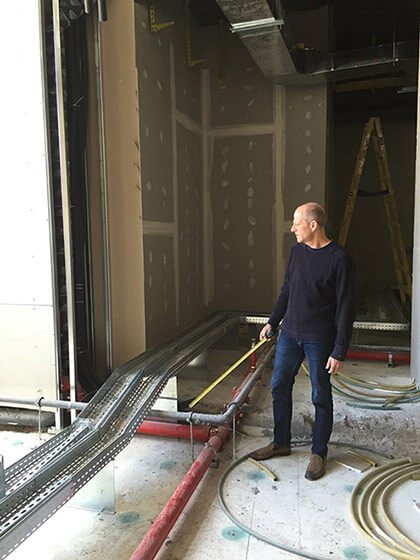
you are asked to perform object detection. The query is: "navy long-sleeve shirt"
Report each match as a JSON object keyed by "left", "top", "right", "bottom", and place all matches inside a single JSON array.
[{"left": 269, "top": 241, "right": 355, "bottom": 361}]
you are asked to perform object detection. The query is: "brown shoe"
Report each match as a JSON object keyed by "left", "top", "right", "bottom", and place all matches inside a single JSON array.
[
  {"left": 304, "top": 454, "right": 326, "bottom": 480},
  {"left": 249, "top": 442, "right": 291, "bottom": 461}
]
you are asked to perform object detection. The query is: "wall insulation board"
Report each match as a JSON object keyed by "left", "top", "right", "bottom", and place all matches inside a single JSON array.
[{"left": 0, "top": 3, "right": 58, "bottom": 400}]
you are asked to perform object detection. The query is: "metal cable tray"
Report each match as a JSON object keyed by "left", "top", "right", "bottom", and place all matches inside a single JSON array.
[
  {"left": 0, "top": 312, "right": 238, "bottom": 558},
  {"left": 354, "top": 289, "right": 410, "bottom": 332}
]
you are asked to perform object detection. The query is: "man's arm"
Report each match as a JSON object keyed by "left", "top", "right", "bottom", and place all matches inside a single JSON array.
[
  {"left": 328, "top": 253, "right": 355, "bottom": 372},
  {"left": 259, "top": 250, "right": 293, "bottom": 340}
]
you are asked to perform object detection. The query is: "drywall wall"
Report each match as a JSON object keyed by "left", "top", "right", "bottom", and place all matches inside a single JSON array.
[
  {"left": 135, "top": 1, "right": 207, "bottom": 346},
  {"left": 284, "top": 86, "right": 328, "bottom": 216},
  {"left": 208, "top": 31, "right": 282, "bottom": 312},
  {"left": 211, "top": 134, "right": 274, "bottom": 312},
  {"left": 135, "top": 1, "right": 329, "bottom": 343},
  {"left": 282, "top": 84, "right": 328, "bottom": 267}
]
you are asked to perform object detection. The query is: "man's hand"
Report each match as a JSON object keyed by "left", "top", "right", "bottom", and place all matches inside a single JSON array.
[
  {"left": 259, "top": 323, "right": 273, "bottom": 341},
  {"left": 325, "top": 356, "right": 343, "bottom": 374}
]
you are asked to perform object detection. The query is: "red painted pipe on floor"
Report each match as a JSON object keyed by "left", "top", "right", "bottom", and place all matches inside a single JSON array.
[
  {"left": 347, "top": 349, "right": 410, "bottom": 363},
  {"left": 129, "top": 425, "right": 230, "bottom": 560},
  {"left": 130, "top": 346, "right": 270, "bottom": 560},
  {"left": 137, "top": 419, "right": 211, "bottom": 441}
]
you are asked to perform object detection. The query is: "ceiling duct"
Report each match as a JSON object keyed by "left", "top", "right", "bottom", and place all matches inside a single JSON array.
[
  {"left": 213, "top": 0, "right": 299, "bottom": 81},
  {"left": 213, "top": 0, "right": 418, "bottom": 86}
]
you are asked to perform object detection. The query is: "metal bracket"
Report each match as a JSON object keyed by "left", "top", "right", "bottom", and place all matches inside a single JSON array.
[
  {"left": 187, "top": 413, "right": 195, "bottom": 464},
  {"left": 149, "top": 0, "right": 174, "bottom": 33},
  {"left": 230, "top": 17, "right": 284, "bottom": 35},
  {"left": 209, "top": 453, "right": 221, "bottom": 468},
  {"left": 184, "top": 0, "right": 204, "bottom": 67}
]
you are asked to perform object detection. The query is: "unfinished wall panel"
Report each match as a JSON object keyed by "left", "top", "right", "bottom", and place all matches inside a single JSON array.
[
  {"left": 212, "top": 135, "right": 274, "bottom": 313},
  {"left": 177, "top": 123, "right": 205, "bottom": 325},
  {"left": 211, "top": 36, "right": 274, "bottom": 128},
  {"left": 143, "top": 235, "right": 176, "bottom": 344},
  {"left": 284, "top": 85, "right": 328, "bottom": 219},
  {"left": 174, "top": 38, "right": 202, "bottom": 125},
  {"left": 136, "top": 10, "right": 173, "bottom": 223},
  {"left": 135, "top": 0, "right": 208, "bottom": 346}
]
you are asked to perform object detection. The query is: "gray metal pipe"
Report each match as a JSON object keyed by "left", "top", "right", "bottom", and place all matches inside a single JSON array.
[
  {"left": 0, "top": 343, "right": 274, "bottom": 425},
  {"left": 52, "top": 0, "right": 78, "bottom": 422},
  {"left": 0, "top": 396, "right": 86, "bottom": 411}
]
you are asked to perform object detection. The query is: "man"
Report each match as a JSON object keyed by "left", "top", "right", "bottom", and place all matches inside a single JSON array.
[{"left": 251, "top": 202, "right": 355, "bottom": 480}]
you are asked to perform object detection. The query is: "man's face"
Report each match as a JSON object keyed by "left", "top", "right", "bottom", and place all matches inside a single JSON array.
[{"left": 291, "top": 209, "right": 313, "bottom": 244}]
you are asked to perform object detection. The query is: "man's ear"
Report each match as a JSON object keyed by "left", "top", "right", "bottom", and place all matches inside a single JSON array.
[{"left": 310, "top": 220, "right": 318, "bottom": 232}]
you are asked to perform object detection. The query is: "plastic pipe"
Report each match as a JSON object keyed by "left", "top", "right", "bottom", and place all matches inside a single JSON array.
[
  {"left": 130, "top": 425, "right": 230, "bottom": 560},
  {"left": 136, "top": 420, "right": 211, "bottom": 441},
  {"left": 0, "top": 395, "right": 86, "bottom": 411}
]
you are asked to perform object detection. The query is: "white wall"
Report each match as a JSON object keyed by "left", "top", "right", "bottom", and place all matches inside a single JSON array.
[{"left": 0, "top": 3, "right": 58, "bottom": 401}]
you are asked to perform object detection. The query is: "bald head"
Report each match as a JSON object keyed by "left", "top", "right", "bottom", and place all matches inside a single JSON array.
[{"left": 298, "top": 202, "right": 327, "bottom": 229}]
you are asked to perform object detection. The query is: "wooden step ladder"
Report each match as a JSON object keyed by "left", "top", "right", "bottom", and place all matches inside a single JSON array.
[{"left": 338, "top": 117, "right": 412, "bottom": 306}]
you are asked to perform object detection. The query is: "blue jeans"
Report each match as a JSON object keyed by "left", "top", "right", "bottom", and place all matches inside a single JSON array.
[{"left": 271, "top": 331, "right": 334, "bottom": 458}]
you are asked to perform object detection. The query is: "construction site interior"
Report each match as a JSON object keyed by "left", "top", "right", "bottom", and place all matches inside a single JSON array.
[{"left": 0, "top": 1, "right": 419, "bottom": 560}]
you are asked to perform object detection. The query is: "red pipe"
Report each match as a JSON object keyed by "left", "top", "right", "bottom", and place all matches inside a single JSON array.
[
  {"left": 347, "top": 349, "right": 410, "bottom": 363},
  {"left": 131, "top": 345, "right": 270, "bottom": 560},
  {"left": 130, "top": 425, "right": 230, "bottom": 560},
  {"left": 137, "top": 420, "right": 211, "bottom": 441}
]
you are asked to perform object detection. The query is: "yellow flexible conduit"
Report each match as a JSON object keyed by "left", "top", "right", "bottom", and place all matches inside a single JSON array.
[
  {"left": 302, "top": 362, "right": 420, "bottom": 405},
  {"left": 350, "top": 458, "right": 420, "bottom": 559}
]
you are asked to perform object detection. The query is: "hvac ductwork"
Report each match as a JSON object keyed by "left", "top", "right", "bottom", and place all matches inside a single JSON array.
[{"left": 214, "top": 0, "right": 418, "bottom": 85}]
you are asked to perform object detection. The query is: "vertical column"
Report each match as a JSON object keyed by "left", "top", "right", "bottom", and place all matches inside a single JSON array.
[
  {"left": 410, "top": 39, "right": 420, "bottom": 384},
  {"left": 100, "top": 2, "right": 146, "bottom": 366},
  {"left": 52, "top": 0, "right": 77, "bottom": 420}
]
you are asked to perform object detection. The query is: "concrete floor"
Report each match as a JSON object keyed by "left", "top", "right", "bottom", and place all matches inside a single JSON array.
[{"left": 1, "top": 346, "right": 419, "bottom": 560}]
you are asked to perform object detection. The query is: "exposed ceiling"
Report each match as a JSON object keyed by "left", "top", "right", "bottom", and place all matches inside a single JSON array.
[{"left": 190, "top": 0, "right": 419, "bottom": 90}]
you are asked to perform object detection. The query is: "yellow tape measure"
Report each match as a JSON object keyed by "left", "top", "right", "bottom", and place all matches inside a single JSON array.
[{"left": 189, "top": 338, "right": 267, "bottom": 408}]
